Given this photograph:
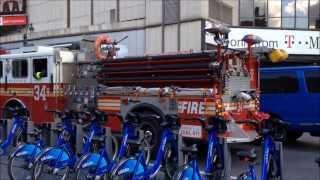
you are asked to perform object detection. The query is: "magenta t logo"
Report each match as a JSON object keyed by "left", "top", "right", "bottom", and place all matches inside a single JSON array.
[{"left": 285, "top": 35, "right": 295, "bottom": 48}]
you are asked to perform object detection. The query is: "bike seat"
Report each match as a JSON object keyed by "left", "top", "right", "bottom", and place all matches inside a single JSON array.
[
  {"left": 237, "top": 149, "right": 256, "bottom": 163},
  {"left": 180, "top": 144, "right": 198, "bottom": 154},
  {"left": 91, "top": 135, "right": 105, "bottom": 143},
  {"left": 28, "top": 128, "right": 42, "bottom": 137}
]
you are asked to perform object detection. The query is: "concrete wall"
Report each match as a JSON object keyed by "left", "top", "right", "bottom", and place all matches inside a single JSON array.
[
  {"left": 180, "top": 21, "right": 202, "bottom": 51},
  {"left": 1, "top": 0, "right": 237, "bottom": 55},
  {"left": 28, "top": 0, "right": 67, "bottom": 32},
  {"left": 181, "top": 0, "right": 208, "bottom": 20}
]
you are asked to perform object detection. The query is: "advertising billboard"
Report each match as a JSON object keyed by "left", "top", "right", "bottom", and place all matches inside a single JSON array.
[
  {"left": 205, "top": 21, "right": 320, "bottom": 55},
  {"left": 0, "top": 0, "right": 26, "bottom": 15}
]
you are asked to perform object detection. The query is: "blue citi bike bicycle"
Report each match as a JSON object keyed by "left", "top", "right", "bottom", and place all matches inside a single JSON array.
[
  {"left": 235, "top": 118, "right": 285, "bottom": 180},
  {"left": 32, "top": 110, "right": 117, "bottom": 179},
  {"left": 173, "top": 116, "right": 230, "bottom": 180},
  {"left": 111, "top": 113, "right": 179, "bottom": 180},
  {"left": 0, "top": 107, "right": 29, "bottom": 156},
  {"left": 8, "top": 125, "right": 44, "bottom": 180},
  {"left": 30, "top": 109, "right": 77, "bottom": 180},
  {"left": 31, "top": 109, "right": 118, "bottom": 180},
  {"left": 75, "top": 112, "right": 143, "bottom": 180}
]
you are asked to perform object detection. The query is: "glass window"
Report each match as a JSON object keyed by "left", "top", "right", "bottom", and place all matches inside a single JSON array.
[
  {"left": 268, "top": 17, "right": 281, "bottom": 27},
  {"left": 305, "top": 70, "right": 320, "bottom": 93},
  {"left": 310, "top": 0, "right": 320, "bottom": 17},
  {"left": 0, "top": 61, "right": 2, "bottom": 78},
  {"left": 255, "top": 0, "right": 267, "bottom": 17},
  {"left": 309, "top": 0, "right": 320, "bottom": 29},
  {"left": 240, "top": 0, "right": 254, "bottom": 18},
  {"left": 296, "top": 0, "right": 309, "bottom": 17},
  {"left": 282, "top": 17, "right": 295, "bottom": 28},
  {"left": 260, "top": 72, "right": 299, "bottom": 93},
  {"left": 282, "top": 0, "right": 296, "bottom": 17},
  {"left": 268, "top": 0, "right": 281, "bottom": 17},
  {"left": 33, "top": 58, "right": 48, "bottom": 79},
  {"left": 254, "top": 0, "right": 267, "bottom": 26},
  {"left": 240, "top": 0, "right": 254, "bottom": 26},
  {"left": 240, "top": 17, "right": 254, "bottom": 26},
  {"left": 12, "top": 59, "right": 28, "bottom": 78},
  {"left": 309, "top": 17, "right": 320, "bottom": 29},
  {"left": 296, "top": 17, "right": 309, "bottom": 28},
  {"left": 164, "top": 0, "right": 179, "bottom": 24}
]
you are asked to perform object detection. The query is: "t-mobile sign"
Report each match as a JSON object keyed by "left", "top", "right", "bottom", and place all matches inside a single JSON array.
[{"left": 205, "top": 21, "right": 320, "bottom": 55}]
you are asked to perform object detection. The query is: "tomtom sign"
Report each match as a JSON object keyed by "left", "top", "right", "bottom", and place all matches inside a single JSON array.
[{"left": 205, "top": 22, "right": 320, "bottom": 55}]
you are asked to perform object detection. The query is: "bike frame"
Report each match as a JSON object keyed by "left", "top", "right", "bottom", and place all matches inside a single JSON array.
[
  {"left": 0, "top": 114, "right": 25, "bottom": 155},
  {"left": 177, "top": 127, "right": 224, "bottom": 179},
  {"left": 240, "top": 133, "right": 281, "bottom": 180},
  {"left": 35, "top": 116, "right": 77, "bottom": 169},
  {"left": 204, "top": 128, "right": 224, "bottom": 175},
  {"left": 131, "top": 127, "right": 176, "bottom": 179},
  {"left": 261, "top": 133, "right": 281, "bottom": 180},
  {"left": 10, "top": 134, "right": 44, "bottom": 166},
  {"left": 77, "top": 121, "right": 137, "bottom": 177}
]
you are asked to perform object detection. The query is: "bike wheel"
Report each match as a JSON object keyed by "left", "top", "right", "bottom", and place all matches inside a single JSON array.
[
  {"left": 8, "top": 155, "right": 36, "bottom": 180},
  {"left": 32, "top": 160, "right": 70, "bottom": 180},
  {"left": 112, "top": 172, "right": 134, "bottom": 180},
  {"left": 164, "top": 145, "right": 178, "bottom": 179},
  {"left": 111, "top": 135, "right": 119, "bottom": 161},
  {"left": 76, "top": 166, "right": 99, "bottom": 180},
  {"left": 267, "top": 156, "right": 281, "bottom": 180}
]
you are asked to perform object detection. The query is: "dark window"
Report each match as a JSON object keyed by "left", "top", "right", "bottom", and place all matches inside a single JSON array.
[
  {"left": 305, "top": 70, "right": 320, "bottom": 93},
  {"left": 309, "top": 0, "right": 320, "bottom": 29},
  {"left": 0, "top": 61, "right": 3, "bottom": 78},
  {"left": 33, "top": 58, "right": 48, "bottom": 78},
  {"left": 240, "top": 0, "right": 254, "bottom": 26},
  {"left": 254, "top": 0, "right": 267, "bottom": 26},
  {"left": 12, "top": 59, "right": 28, "bottom": 78},
  {"left": 164, "top": 0, "right": 179, "bottom": 24},
  {"left": 260, "top": 72, "right": 299, "bottom": 93}
]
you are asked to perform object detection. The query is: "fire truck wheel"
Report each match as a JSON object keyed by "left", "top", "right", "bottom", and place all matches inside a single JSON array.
[{"left": 140, "top": 119, "right": 161, "bottom": 150}]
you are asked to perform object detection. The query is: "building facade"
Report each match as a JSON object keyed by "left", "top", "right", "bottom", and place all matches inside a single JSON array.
[
  {"left": 0, "top": 0, "right": 238, "bottom": 56},
  {"left": 234, "top": 0, "right": 320, "bottom": 60}
]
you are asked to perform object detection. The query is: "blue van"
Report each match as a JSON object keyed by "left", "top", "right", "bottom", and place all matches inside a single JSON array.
[{"left": 260, "top": 65, "right": 320, "bottom": 141}]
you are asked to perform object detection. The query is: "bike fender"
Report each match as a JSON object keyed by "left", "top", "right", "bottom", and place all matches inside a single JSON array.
[
  {"left": 175, "top": 165, "right": 201, "bottom": 180},
  {"left": 112, "top": 158, "right": 145, "bottom": 176},
  {"left": 39, "top": 148, "right": 71, "bottom": 164},
  {"left": 80, "top": 153, "right": 108, "bottom": 169},
  {"left": 11, "top": 144, "right": 41, "bottom": 158}
]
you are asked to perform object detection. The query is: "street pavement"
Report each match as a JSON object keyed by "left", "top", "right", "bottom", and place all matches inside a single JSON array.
[{"left": 0, "top": 134, "right": 319, "bottom": 180}]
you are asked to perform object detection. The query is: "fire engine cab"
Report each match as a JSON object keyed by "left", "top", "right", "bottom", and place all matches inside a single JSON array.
[{"left": 0, "top": 46, "right": 74, "bottom": 123}]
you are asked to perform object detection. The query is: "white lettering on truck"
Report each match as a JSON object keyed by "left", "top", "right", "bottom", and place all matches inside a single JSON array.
[{"left": 178, "top": 101, "right": 205, "bottom": 115}]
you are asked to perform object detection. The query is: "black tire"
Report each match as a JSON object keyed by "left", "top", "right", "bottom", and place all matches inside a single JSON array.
[
  {"left": 164, "top": 144, "right": 178, "bottom": 179},
  {"left": 112, "top": 172, "right": 133, "bottom": 180},
  {"left": 267, "top": 155, "right": 281, "bottom": 180},
  {"left": 8, "top": 154, "right": 33, "bottom": 180},
  {"left": 32, "top": 160, "right": 70, "bottom": 180},
  {"left": 139, "top": 119, "right": 161, "bottom": 150}
]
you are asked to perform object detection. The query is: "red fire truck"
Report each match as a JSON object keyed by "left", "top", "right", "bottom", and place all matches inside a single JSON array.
[{"left": 0, "top": 27, "right": 285, "bottom": 146}]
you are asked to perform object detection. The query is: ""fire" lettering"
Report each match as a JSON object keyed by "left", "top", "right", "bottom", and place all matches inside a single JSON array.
[{"left": 178, "top": 101, "right": 205, "bottom": 115}]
